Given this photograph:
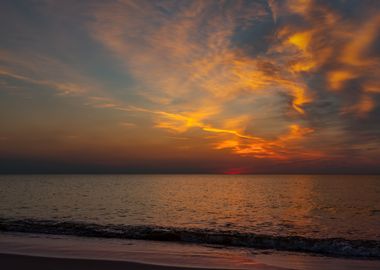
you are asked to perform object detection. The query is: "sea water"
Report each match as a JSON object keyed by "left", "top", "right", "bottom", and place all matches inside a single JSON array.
[{"left": 0, "top": 175, "right": 379, "bottom": 261}]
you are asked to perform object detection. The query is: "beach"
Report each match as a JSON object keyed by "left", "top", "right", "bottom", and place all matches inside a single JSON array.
[
  {"left": 0, "top": 253, "right": 288, "bottom": 270},
  {"left": 2, "top": 232, "right": 380, "bottom": 270},
  {"left": 0, "top": 232, "right": 288, "bottom": 270}
]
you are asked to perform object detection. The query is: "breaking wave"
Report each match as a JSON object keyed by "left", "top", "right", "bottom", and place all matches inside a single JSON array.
[{"left": 0, "top": 217, "right": 379, "bottom": 259}]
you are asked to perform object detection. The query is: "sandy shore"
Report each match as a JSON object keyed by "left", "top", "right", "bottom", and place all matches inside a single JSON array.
[
  {"left": 0, "top": 233, "right": 290, "bottom": 270},
  {"left": 0, "top": 253, "right": 284, "bottom": 270},
  {"left": 1, "top": 233, "right": 380, "bottom": 270}
]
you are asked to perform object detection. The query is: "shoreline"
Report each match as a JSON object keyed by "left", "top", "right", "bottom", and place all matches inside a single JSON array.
[
  {"left": 0, "top": 253, "right": 258, "bottom": 270},
  {"left": 0, "top": 232, "right": 286, "bottom": 270},
  {"left": 1, "top": 217, "right": 379, "bottom": 259},
  {"left": 1, "top": 232, "right": 380, "bottom": 270},
  {"left": 0, "top": 253, "right": 268, "bottom": 270}
]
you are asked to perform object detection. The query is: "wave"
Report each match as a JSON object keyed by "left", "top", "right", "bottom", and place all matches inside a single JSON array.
[{"left": 0, "top": 217, "right": 379, "bottom": 259}]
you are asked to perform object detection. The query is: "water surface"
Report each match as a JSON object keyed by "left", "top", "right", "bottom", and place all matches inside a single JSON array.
[{"left": 0, "top": 175, "right": 379, "bottom": 257}]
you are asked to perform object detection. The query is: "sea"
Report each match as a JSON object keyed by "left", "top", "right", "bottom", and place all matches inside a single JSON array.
[{"left": 0, "top": 174, "right": 379, "bottom": 269}]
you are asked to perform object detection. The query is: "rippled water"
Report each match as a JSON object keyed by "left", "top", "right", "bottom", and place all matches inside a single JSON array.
[{"left": 1, "top": 174, "right": 379, "bottom": 241}]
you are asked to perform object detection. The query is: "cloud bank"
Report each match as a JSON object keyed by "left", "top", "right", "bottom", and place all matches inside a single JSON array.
[{"left": 0, "top": 0, "right": 379, "bottom": 173}]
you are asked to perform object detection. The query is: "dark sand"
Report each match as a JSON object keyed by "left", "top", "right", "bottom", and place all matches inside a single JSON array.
[
  {"left": 3, "top": 233, "right": 380, "bottom": 270},
  {"left": 0, "top": 253, "right": 284, "bottom": 270}
]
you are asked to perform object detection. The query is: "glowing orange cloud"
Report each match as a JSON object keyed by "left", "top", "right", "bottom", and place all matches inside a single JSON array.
[
  {"left": 272, "top": 0, "right": 380, "bottom": 118},
  {"left": 215, "top": 124, "right": 318, "bottom": 160},
  {"left": 85, "top": 0, "right": 323, "bottom": 161},
  {"left": 1, "top": 0, "right": 380, "bottom": 174}
]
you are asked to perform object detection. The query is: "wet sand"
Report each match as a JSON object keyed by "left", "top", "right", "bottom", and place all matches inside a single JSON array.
[
  {"left": 0, "top": 233, "right": 290, "bottom": 270},
  {"left": 1, "top": 233, "right": 380, "bottom": 270},
  {"left": 0, "top": 253, "right": 288, "bottom": 270}
]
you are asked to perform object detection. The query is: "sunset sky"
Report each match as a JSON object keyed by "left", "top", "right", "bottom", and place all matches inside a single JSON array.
[{"left": 1, "top": 0, "right": 379, "bottom": 174}]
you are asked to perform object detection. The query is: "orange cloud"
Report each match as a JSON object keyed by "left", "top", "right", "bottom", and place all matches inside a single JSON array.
[
  {"left": 327, "top": 70, "right": 357, "bottom": 91},
  {"left": 2, "top": 0, "right": 380, "bottom": 172},
  {"left": 273, "top": 0, "right": 380, "bottom": 119},
  {"left": 342, "top": 95, "right": 376, "bottom": 117},
  {"left": 214, "top": 124, "right": 317, "bottom": 160},
  {"left": 85, "top": 0, "right": 321, "bottom": 161},
  {"left": 341, "top": 15, "right": 380, "bottom": 67},
  {"left": 90, "top": 0, "right": 313, "bottom": 117},
  {"left": 3, "top": 0, "right": 366, "bottom": 164}
]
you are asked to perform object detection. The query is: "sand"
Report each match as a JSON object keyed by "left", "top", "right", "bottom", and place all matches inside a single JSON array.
[
  {"left": 2, "top": 233, "right": 380, "bottom": 270},
  {"left": 0, "top": 253, "right": 284, "bottom": 270},
  {"left": 0, "top": 233, "right": 290, "bottom": 270}
]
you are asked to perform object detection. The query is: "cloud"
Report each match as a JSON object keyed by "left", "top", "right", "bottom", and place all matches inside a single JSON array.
[
  {"left": 86, "top": 0, "right": 325, "bottom": 159},
  {"left": 0, "top": 67, "right": 87, "bottom": 95},
  {"left": 0, "top": 48, "right": 104, "bottom": 97},
  {"left": 270, "top": 0, "right": 380, "bottom": 117},
  {"left": 214, "top": 124, "right": 320, "bottom": 160},
  {"left": 1, "top": 0, "right": 379, "bottom": 171},
  {"left": 119, "top": 122, "right": 136, "bottom": 128}
]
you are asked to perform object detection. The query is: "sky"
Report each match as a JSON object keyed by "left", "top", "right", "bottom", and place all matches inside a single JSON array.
[{"left": 0, "top": 0, "right": 379, "bottom": 174}]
